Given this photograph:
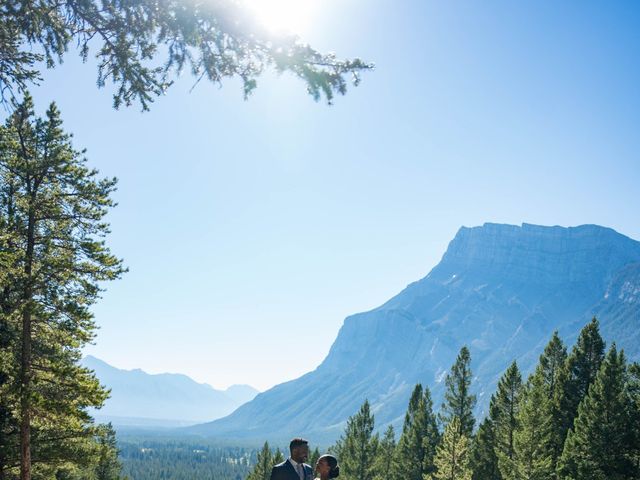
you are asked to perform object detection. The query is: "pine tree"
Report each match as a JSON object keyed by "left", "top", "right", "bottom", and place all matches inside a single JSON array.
[
  {"left": 373, "top": 425, "right": 396, "bottom": 480},
  {"left": 395, "top": 385, "right": 439, "bottom": 480},
  {"left": 94, "top": 424, "right": 124, "bottom": 480},
  {"left": 554, "top": 317, "right": 605, "bottom": 448},
  {"left": 0, "top": 94, "right": 125, "bottom": 480},
  {"left": 0, "top": 0, "right": 371, "bottom": 109},
  {"left": 247, "top": 442, "right": 273, "bottom": 480},
  {"left": 309, "top": 447, "right": 321, "bottom": 473},
  {"left": 513, "top": 331, "right": 567, "bottom": 480},
  {"left": 273, "top": 448, "right": 285, "bottom": 466},
  {"left": 628, "top": 362, "right": 640, "bottom": 476},
  {"left": 558, "top": 344, "right": 634, "bottom": 480},
  {"left": 336, "top": 400, "right": 379, "bottom": 480},
  {"left": 430, "top": 417, "right": 472, "bottom": 480},
  {"left": 492, "top": 361, "right": 522, "bottom": 480},
  {"left": 512, "top": 380, "right": 552, "bottom": 480},
  {"left": 440, "top": 346, "right": 476, "bottom": 438},
  {"left": 469, "top": 416, "right": 500, "bottom": 480}
]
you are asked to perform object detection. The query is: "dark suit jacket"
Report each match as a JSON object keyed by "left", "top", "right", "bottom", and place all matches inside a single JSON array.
[{"left": 270, "top": 459, "right": 311, "bottom": 480}]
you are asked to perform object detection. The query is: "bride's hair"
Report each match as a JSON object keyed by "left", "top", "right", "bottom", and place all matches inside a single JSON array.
[{"left": 318, "top": 454, "right": 340, "bottom": 479}]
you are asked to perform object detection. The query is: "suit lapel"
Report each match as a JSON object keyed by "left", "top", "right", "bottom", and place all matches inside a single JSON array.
[{"left": 286, "top": 459, "right": 299, "bottom": 480}]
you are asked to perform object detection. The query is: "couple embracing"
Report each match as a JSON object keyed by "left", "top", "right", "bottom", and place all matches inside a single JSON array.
[{"left": 270, "top": 438, "right": 339, "bottom": 480}]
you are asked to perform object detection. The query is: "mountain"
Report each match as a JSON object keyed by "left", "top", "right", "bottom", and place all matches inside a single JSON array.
[
  {"left": 187, "top": 223, "right": 640, "bottom": 443},
  {"left": 81, "top": 356, "right": 259, "bottom": 426}
]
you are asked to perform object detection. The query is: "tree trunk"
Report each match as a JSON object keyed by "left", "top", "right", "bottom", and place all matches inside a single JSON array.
[
  {"left": 19, "top": 207, "right": 35, "bottom": 480},
  {"left": 19, "top": 306, "right": 31, "bottom": 480}
]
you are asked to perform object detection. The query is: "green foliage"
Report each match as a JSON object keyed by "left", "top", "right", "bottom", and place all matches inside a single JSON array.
[
  {"left": 469, "top": 417, "right": 500, "bottom": 480},
  {"left": 491, "top": 361, "right": 522, "bottom": 480},
  {"left": 395, "top": 385, "right": 439, "bottom": 480},
  {"left": 628, "top": 362, "right": 640, "bottom": 474},
  {"left": 332, "top": 400, "right": 379, "bottom": 480},
  {"left": 273, "top": 449, "right": 285, "bottom": 466},
  {"left": 372, "top": 425, "right": 396, "bottom": 480},
  {"left": 513, "top": 332, "right": 567, "bottom": 480},
  {"left": 554, "top": 317, "right": 605, "bottom": 447},
  {"left": 247, "top": 442, "right": 274, "bottom": 480},
  {"left": 429, "top": 417, "right": 471, "bottom": 480},
  {"left": 195, "top": 321, "right": 639, "bottom": 480},
  {"left": 0, "top": 93, "right": 124, "bottom": 479},
  {"left": 0, "top": 0, "right": 372, "bottom": 109},
  {"left": 440, "top": 346, "right": 476, "bottom": 438},
  {"left": 558, "top": 344, "right": 636, "bottom": 480},
  {"left": 118, "top": 439, "right": 254, "bottom": 480},
  {"left": 95, "top": 424, "right": 125, "bottom": 480},
  {"left": 309, "top": 446, "right": 320, "bottom": 473}
]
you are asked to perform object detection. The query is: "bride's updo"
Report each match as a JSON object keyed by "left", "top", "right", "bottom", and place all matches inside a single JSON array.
[{"left": 318, "top": 454, "right": 340, "bottom": 479}]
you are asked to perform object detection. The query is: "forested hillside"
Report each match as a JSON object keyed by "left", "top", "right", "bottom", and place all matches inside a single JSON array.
[{"left": 246, "top": 319, "right": 640, "bottom": 480}]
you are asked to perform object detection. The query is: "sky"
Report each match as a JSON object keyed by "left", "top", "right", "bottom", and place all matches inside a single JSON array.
[{"left": 23, "top": 0, "right": 640, "bottom": 391}]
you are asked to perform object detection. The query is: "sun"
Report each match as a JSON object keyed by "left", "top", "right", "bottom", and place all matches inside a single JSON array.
[{"left": 243, "top": 0, "right": 316, "bottom": 35}]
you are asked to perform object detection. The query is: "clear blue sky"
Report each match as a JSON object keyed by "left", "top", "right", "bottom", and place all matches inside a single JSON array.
[{"left": 26, "top": 0, "right": 640, "bottom": 391}]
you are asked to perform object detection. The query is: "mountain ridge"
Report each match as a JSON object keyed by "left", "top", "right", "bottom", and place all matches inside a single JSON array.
[
  {"left": 186, "top": 223, "right": 640, "bottom": 443},
  {"left": 81, "top": 355, "right": 259, "bottom": 425}
]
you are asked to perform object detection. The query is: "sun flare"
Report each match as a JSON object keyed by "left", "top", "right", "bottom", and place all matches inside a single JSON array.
[{"left": 243, "top": 0, "right": 316, "bottom": 35}]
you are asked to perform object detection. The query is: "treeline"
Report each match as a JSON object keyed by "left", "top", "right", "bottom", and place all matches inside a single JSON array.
[
  {"left": 0, "top": 96, "right": 126, "bottom": 480},
  {"left": 117, "top": 439, "right": 256, "bottom": 480},
  {"left": 248, "top": 318, "right": 640, "bottom": 480}
]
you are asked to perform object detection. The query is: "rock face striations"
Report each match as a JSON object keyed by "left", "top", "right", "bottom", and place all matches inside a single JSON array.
[{"left": 188, "top": 223, "right": 640, "bottom": 443}]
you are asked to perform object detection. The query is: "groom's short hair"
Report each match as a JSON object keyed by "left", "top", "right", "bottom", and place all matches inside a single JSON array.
[{"left": 289, "top": 438, "right": 308, "bottom": 453}]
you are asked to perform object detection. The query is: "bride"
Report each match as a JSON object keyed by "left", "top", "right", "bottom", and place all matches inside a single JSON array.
[{"left": 314, "top": 454, "right": 340, "bottom": 480}]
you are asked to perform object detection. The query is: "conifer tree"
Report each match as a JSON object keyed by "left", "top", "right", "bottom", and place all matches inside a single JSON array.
[
  {"left": 491, "top": 361, "right": 522, "bottom": 480},
  {"left": 512, "top": 380, "right": 552, "bottom": 480},
  {"left": 373, "top": 425, "right": 396, "bottom": 480},
  {"left": 513, "top": 331, "right": 567, "bottom": 480},
  {"left": 430, "top": 417, "right": 472, "bottom": 480},
  {"left": 469, "top": 416, "right": 500, "bottom": 480},
  {"left": 0, "top": 94, "right": 125, "bottom": 480},
  {"left": 395, "top": 385, "right": 439, "bottom": 480},
  {"left": 247, "top": 442, "right": 273, "bottom": 480},
  {"left": 0, "top": 0, "right": 371, "bottom": 109},
  {"left": 554, "top": 317, "right": 605, "bottom": 446},
  {"left": 440, "top": 347, "right": 476, "bottom": 438},
  {"left": 628, "top": 362, "right": 640, "bottom": 475},
  {"left": 94, "top": 424, "right": 124, "bottom": 480},
  {"left": 274, "top": 448, "right": 285, "bottom": 465},
  {"left": 336, "top": 400, "right": 379, "bottom": 480},
  {"left": 558, "top": 344, "right": 634, "bottom": 480},
  {"left": 309, "top": 447, "right": 321, "bottom": 473}
]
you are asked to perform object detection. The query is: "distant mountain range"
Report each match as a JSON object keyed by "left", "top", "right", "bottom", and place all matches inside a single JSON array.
[
  {"left": 187, "top": 223, "right": 640, "bottom": 444},
  {"left": 81, "top": 356, "right": 259, "bottom": 426}
]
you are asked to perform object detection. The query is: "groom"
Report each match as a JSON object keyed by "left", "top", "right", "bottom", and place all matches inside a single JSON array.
[{"left": 270, "top": 438, "right": 312, "bottom": 480}]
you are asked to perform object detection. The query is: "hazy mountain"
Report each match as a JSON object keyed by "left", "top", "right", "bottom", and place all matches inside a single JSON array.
[
  {"left": 82, "top": 356, "right": 259, "bottom": 426},
  {"left": 187, "top": 223, "right": 640, "bottom": 443}
]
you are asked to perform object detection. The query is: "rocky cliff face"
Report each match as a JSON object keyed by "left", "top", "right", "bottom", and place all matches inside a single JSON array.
[{"left": 188, "top": 223, "right": 640, "bottom": 443}]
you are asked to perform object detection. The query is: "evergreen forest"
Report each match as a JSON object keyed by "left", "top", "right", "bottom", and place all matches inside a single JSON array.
[{"left": 247, "top": 318, "right": 640, "bottom": 480}]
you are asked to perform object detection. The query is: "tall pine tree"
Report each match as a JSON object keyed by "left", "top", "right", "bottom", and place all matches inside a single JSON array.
[
  {"left": 395, "top": 385, "right": 439, "bottom": 480},
  {"left": 554, "top": 317, "right": 605, "bottom": 449},
  {"left": 0, "top": 94, "right": 125, "bottom": 480},
  {"left": 558, "top": 344, "right": 634, "bottom": 480},
  {"left": 247, "top": 442, "right": 273, "bottom": 480},
  {"left": 491, "top": 361, "right": 522, "bottom": 480},
  {"left": 440, "top": 346, "right": 476, "bottom": 438},
  {"left": 94, "top": 424, "right": 124, "bottom": 480},
  {"left": 334, "top": 400, "right": 379, "bottom": 480},
  {"left": 373, "top": 425, "right": 396, "bottom": 480},
  {"left": 430, "top": 417, "right": 472, "bottom": 480},
  {"left": 513, "top": 331, "right": 567, "bottom": 480},
  {"left": 628, "top": 362, "right": 640, "bottom": 476},
  {"left": 469, "top": 416, "right": 500, "bottom": 480}
]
